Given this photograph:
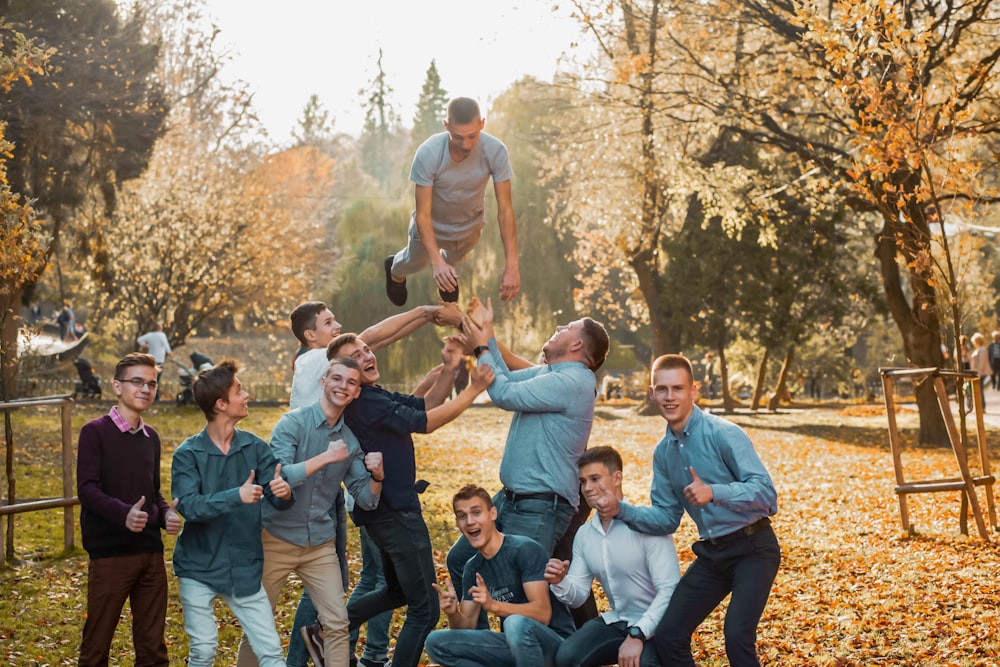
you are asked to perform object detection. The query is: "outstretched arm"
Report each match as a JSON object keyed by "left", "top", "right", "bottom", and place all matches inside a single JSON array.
[
  {"left": 360, "top": 303, "right": 461, "bottom": 352},
  {"left": 424, "top": 364, "right": 494, "bottom": 432},
  {"left": 494, "top": 179, "right": 519, "bottom": 301}
]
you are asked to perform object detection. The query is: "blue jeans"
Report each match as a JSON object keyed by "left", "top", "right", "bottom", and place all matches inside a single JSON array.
[
  {"left": 424, "top": 615, "right": 564, "bottom": 667},
  {"left": 555, "top": 618, "right": 660, "bottom": 667},
  {"left": 654, "top": 525, "right": 781, "bottom": 667},
  {"left": 348, "top": 526, "right": 393, "bottom": 661},
  {"left": 347, "top": 509, "right": 439, "bottom": 667},
  {"left": 447, "top": 490, "right": 576, "bottom": 592},
  {"left": 287, "top": 489, "right": 350, "bottom": 667},
  {"left": 177, "top": 578, "right": 285, "bottom": 667}
]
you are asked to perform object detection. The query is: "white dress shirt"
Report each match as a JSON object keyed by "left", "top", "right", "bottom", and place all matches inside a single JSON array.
[{"left": 550, "top": 512, "right": 681, "bottom": 638}]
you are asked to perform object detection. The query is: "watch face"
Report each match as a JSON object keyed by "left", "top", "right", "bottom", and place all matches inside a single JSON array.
[{"left": 629, "top": 627, "right": 643, "bottom": 639}]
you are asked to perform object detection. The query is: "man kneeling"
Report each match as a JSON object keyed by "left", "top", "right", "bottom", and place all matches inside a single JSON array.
[{"left": 426, "top": 485, "right": 575, "bottom": 667}]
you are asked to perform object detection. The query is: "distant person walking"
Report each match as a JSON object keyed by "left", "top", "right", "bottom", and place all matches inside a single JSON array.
[
  {"left": 137, "top": 324, "right": 172, "bottom": 401},
  {"left": 971, "top": 333, "right": 990, "bottom": 411},
  {"left": 384, "top": 97, "right": 520, "bottom": 305},
  {"left": 58, "top": 301, "right": 78, "bottom": 342},
  {"left": 988, "top": 331, "right": 1000, "bottom": 390}
]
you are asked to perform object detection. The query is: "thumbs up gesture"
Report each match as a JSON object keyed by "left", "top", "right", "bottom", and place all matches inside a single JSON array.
[
  {"left": 165, "top": 498, "right": 182, "bottom": 535},
  {"left": 125, "top": 495, "right": 148, "bottom": 532},
  {"left": 239, "top": 471, "right": 264, "bottom": 504},
  {"left": 683, "top": 467, "right": 714, "bottom": 506},
  {"left": 269, "top": 463, "right": 292, "bottom": 500}
]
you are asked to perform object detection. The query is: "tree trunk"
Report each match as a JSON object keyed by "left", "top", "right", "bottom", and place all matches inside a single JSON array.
[
  {"left": 719, "top": 346, "right": 735, "bottom": 413},
  {"left": 767, "top": 348, "right": 795, "bottom": 412},
  {"left": 752, "top": 348, "right": 770, "bottom": 411},
  {"left": 875, "top": 196, "right": 949, "bottom": 446}
]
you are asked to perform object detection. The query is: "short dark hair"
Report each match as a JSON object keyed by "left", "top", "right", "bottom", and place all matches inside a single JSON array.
[
  {"left": 580, "top": 318, "right": 610, "bottom": 372},
  {"left": 651, "top": 354, "right": 694, "bottom": 384},
  {"left": 447, "top": 97, "right": 481, "bottom": 125},
  {"left": 578, "top": 446, "right": 623, "bottom": 474},
  {"left": 290, "top": 301, "right": 328, "bottom": 346},
  {"left": 452, "top": 484, "right": 493, "bottom": 509},
  {"left": 193, "top": 358, "right": 244, "bottom": 420},
  {"left": 325, "top": 356, "right": 361, "bottom": 378},
  {"left": 327, "top": 332, "right": 360, "bottom": 360},
  {"left": 115, "top": 353, "right": 157, "bottom": 380}
]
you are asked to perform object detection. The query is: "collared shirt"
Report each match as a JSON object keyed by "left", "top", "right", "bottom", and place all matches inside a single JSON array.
[
  {"left": 171, "top": 428, "right": 294, "bottom": 597},
  {"left": 550, "top": 513, "right": 680, "bottom": 639},
  {"left": 479, "top": 337, "right": 595, "bottom": 508},
  {"left": 289, "top": 348, "right": 328, "bottom": 409},
  {"left": 617, "top": 406, "right": 777, "bottom": 540},
  {"left": 344, "top": 384, "right": 428, "bottom": 523},
  {"left": 109, "top": 405, "right": 149, "bottom": 436},
  {"left": 264, "top": 402, "right": 379, "bottom": 547}
]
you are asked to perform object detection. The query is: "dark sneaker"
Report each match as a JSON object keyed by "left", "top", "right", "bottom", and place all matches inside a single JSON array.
[
  {"left": 384, "top": 256, "right": 407, "bottom": 306},
  {"left": 438, "top": 281, "right": 459, "bottom": 303},
  {"left": 358, "top": 658, "right": 391, "bottom": 667},
  {"left": 301, "top": 623, "right": 325, "bottom": 667}
]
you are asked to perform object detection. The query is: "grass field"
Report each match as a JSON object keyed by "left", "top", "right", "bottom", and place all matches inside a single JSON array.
[{"left": 2, "top": 398, "right": 999, "bottom": 666}]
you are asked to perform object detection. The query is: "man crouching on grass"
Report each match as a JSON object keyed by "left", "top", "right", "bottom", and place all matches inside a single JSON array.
[
  {"left": 170, "top": 359, "right": 295, "bottom": 667},
  {"left": 425, "top": 485, "right": 575, "bottom": 667}
]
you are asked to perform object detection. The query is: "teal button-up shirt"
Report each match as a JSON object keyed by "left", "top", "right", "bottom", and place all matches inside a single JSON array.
[
  {"left": 264, "top": 402, "right": 379, "bottom": 546},
  {"left": 171, "top": 428, "right": 294, "bottom": 597}
]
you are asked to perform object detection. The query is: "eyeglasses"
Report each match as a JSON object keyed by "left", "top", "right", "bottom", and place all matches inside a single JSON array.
[{"left": 117, "top": 377, "right": 158, "bottom": 391}]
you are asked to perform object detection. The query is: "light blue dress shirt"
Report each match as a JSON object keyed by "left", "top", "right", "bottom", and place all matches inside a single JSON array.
[{"left": 617, "top": 406, "right": 777, "bottom": 540}]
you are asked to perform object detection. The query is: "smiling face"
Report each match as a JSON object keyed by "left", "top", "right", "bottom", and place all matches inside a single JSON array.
[
  {"left": 218, "top": 376, "right": 250, "bottom": 420},
  {"left": 454, "top": 495, "right": 499, "bottom": 551},
  {"left": 306, "top": 308, "right": 342, "bottom": 349},
  {"left": 650, "top": 366, "right": 697, "bottom": 432},
  {"left": 335, "top": 339, "right": 380, "bottom": 385},
  {"left": 578, "top": 461, "right": 622, "bottom": 510},
  {"left": 321, "top": 362, "right": 362, "bottom": 409},
  {"left": 113, "top": 363, "right": 158, "bottom": 414}
]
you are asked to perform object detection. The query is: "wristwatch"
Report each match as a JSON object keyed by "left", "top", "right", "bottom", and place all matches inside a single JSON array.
[
  {"left": 627, "top": 626, "right": 646, "bottom": 641},
  {"left": 473, "top": 345, "right": 489, "bottom": 358}
]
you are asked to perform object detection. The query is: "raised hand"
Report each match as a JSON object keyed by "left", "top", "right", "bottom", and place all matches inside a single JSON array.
[
  {"left": 469, "top": 364, "right": 495, "bottom": 391},
  {"left": 469, "top": 572, "right": 494, "bottom": 612},
  {"left": 544, "top": 558, "right": 570, "bottom": 584},
  {"left": 239, "top": 470, "right": 263, "bottom": 504},
  {"left": 125, "top": 495, "right": 148, "bottom": 532},
  {"left": 269, "top": 463, "right": 292, "bottom": 500},
  {"left": 327, "top": 438, "right": 350, "bottom": 463},
  {"left": 500, "top": 265, "right": 520, "bottom": 302},
  {"left": 432, "top": 578, "right": 460, "bottom": 615},
  {"left": 684, "top": 467, "right": 714, "bottom": 506},
  {"left": 165, "top": 498, "right": 182, "bottom": 535},
  {"left": 432, "top": 259, "right": 459, "bottom": 294},
  {"left": 364, "top": 452, "right": 384, "bottom": 481}
]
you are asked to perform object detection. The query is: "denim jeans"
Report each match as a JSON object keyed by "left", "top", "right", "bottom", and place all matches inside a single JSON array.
[
  {"left": 348, "top": 526, "right": 393, "bottom": 661},
  {"left": 446, "top": 490, "right": 576, "bottom": 592},
  {"left": 654, "top": 525, "right": 781, "bottom": 667},
  {"left": 347, "top": 509, "right": 439, "bottom": 667},
  {"left": 555, "top": 618, "right": 660, "bottom": 667},
  {"left": 424, "top": 615, "right": 564, "bottom": 667},
  {"left": 177, "top": 577, "right": 285, "bottom": 667}
]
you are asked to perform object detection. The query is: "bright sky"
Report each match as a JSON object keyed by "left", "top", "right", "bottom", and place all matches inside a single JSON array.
[{"left": 202, "top": 0, "right": 589, "bottom": 143}]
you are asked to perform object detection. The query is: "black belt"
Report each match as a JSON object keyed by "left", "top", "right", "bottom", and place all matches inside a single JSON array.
[
  {"left": 503, "top": 488, "right": 570, "bottom": 506},
  {"left": 705, "top": 517, "right": 771, "bottom": 545}
]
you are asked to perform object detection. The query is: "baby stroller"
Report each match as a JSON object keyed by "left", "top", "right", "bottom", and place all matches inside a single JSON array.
[
  {"left": 173, "top": 352, "right": 213, "bottom": 406},
  {"left": 73, "top": 357, "right": 102, "bottom": 399}
]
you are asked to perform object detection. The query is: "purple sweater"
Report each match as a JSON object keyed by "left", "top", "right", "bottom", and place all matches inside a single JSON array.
[{"left": 77, "top": 414, "right": 170, "bottom": 559}]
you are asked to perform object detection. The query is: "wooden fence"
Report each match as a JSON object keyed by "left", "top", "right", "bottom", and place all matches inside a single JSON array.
[{"left": 0, "top": 394, "right": 77, "bottom": 567}]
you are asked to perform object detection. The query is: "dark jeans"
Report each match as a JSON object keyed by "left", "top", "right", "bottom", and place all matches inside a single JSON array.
[
  {"left": 347, "top": 508, "right": 439, "bottom": 667},
  {"left": 80, "top": 552, "right": 169, "bottom": 667},
  {"left": 555, "top": 619, "right": 660, "bottom": 667},
  {"left": 348, "top": 526, "right": 393, "bottom": 661},
  {"left": 654, "top": 524, "right": 781, "bottom": 667}
]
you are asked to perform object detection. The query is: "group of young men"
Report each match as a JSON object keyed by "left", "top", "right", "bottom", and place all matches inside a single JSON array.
[{"left": 75, "top": 95, "right": 781, "bottom": 667}]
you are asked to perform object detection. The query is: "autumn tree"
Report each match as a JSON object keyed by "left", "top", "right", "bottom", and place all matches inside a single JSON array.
[
  {"left": 293, "top": 93, "right": 336, "bottom": 150},
  {"left": 0, "top": 0, "right": 167, "bottom": 302}
]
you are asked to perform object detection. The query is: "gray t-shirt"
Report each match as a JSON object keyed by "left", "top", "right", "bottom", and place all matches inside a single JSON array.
[{"left": 409, "top": 131, "right": 513, "bottom": 242}]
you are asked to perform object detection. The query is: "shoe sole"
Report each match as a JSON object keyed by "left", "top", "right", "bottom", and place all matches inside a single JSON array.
[{"left": 301, "top": 626, "right": 325, "bottom": 667}]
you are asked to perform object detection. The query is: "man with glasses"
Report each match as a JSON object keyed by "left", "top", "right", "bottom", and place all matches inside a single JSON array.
[{"left": 77, "top": 353, "right": 182, "bottom": 666}]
